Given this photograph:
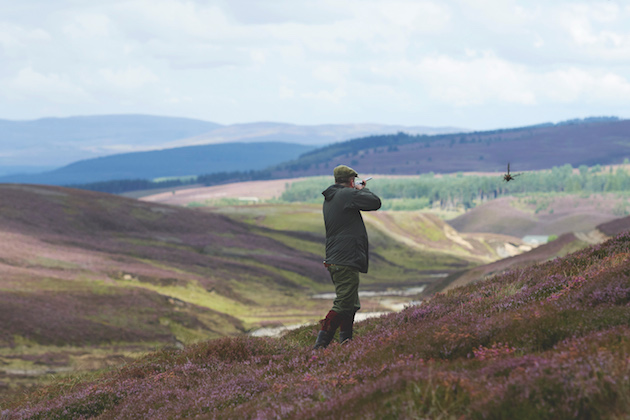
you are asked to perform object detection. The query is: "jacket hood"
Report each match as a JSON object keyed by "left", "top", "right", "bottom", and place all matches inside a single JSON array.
[{"left": 322, "top": 184, "right": 344, "bottom": 201}]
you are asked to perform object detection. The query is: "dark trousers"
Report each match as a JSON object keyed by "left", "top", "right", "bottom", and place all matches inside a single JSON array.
[{"left": 328, "top": 265, "right": 361, "bottom": 317}]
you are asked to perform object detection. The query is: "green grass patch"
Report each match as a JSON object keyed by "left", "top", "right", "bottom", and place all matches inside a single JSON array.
[
  {"left": 256, "top": 230, "right": 324, "bottom": 259},
  {"left": 158, "top": 317, "right": 212, "bottom": 344},
  {"left": 114, "top": 277, "right": 249, "bottom": 317}
]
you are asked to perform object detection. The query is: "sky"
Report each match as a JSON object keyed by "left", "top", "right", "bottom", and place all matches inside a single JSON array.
[{"left": 1, "top": 0, "right": 629, "bottom": 130}]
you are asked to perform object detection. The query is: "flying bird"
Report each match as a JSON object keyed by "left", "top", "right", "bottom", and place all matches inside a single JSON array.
[{"left": 503, "top": 163, "right": 522, "bottom": 182}]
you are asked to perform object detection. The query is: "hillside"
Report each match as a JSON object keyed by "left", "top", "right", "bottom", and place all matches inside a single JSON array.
[
  {"left": 0, "top": 184, "right": 515, "bottom": 396},
  {"left": 0, "top": 184, "right": 332, "bottom": 394},
  {"left": 141, "top": 183, "right": 533, "bottom": 267},
  {"left": 5, "top": 230, "right": 630, "bottom": 418},
  {"left": 269, "top": 118, "right": 630, "bottom": 178},
  {"left": 171, "top": 121, "right": 464, "bottom": 148},
  {"left": 431, "top": 212, "right": 630, "bottom": 295},
  {"left": 447, "top": 195, "right": 627, "bottom": 237},
  {"left": 0, "top": 142, "right": 314, "bottom": 186}
]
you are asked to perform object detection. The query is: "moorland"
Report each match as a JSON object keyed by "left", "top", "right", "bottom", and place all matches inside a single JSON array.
[
  {"left": 3, "top": 162, "right": 630, "bottom": 403},
  {"left": 0, "top": 178, "right": 524, "bottom": 398},
  {"left": 4, "top": 218, "right": 630, "bottom": 418},
  {"left": 3, "top": 117, "right": 630, "bottom": 417}
]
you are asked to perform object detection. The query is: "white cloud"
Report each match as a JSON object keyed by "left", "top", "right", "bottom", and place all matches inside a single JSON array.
[
  {"left": 375, "top": 1, "right": 451, "bottom": 31},
  {"left": 0, "top": 0, "right": 629, "bottom": 129},
  {"left": 556, "top": 2, "right": 630, "bottom": 59},
  {"left": 371, "top": 50, "right": 630, "bottom": 108},
  {"left": 62, "top": 13, "right": 112, "bottom": 38},
  {"left": 3, "top": 67, "right": 91, "bottom": 103},
  {"left": 114, "top": 0, "right": 233, "bottom": 40},
  {"left": 311, "top": 64, "right": 350, "bottom": 84},
  {"left": 0, "top": 22, "right": 50, "bottom": 49},
  {"left": 301, "top": 88, "right": 347, "bottom": 103},
  {"left": 372, "top": 53, "right": 537, "bottom": 106},
  {"left": 279, "top": 85, "right": 295, "bottom": 99},
  {"left": 98, "top": 66, "right": 160, "bottom": 90},
  {"left": 542, "top": 68, "right": 630, "bottom": 104}
]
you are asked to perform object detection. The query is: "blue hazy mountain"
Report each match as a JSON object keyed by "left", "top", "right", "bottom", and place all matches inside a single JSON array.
[
  {"left": 0, "top": 142, "right": 315, "bottom": 186},
  {"left": 0, "top": 114, "right": 222, "bottom": 169},
  {"left": 0, "top": 115, "right": 464, "bottom": 172}
]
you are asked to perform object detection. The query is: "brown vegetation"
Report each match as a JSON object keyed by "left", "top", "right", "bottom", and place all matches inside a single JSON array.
[{"left": 447, "top": 195, "right": 626, "bottom": 237}]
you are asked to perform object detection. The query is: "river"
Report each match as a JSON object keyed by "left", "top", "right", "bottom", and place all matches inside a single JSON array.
[{"left": 249, "top": 285, "right": 426, "bottom": 337}]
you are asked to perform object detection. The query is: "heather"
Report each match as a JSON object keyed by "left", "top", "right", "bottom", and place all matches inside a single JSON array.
[
  {"left": 2, "top": 184, "right": 502, "bottom": 396},
  {"left": 5, "top": 233, "right": 630, "bottom": 419}
]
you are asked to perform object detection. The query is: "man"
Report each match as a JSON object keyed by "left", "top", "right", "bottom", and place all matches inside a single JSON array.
[{"left": 314, "top": 165, "right": 381, "bottom": 349}]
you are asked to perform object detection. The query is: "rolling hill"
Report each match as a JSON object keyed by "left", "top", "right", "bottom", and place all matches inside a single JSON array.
[
  {"left": 268, "top": 117, "right": 630, "bottom": 178},
  {"left": 447, "top": 195, "right": 628, "bottom": 237},
  {"left": 0, "top": 142, "right": 314, "bottom": 186},
  {"left": 5, "top": 116, "right": 627, "bottom": 195},
  {"left": 0, "top": 115, "right": 463, "bottom": 175},
  {"left": 430, "top": 210, "right": 630, "bottom": 295},
  {"left": 168, "top": 121, "right": 465, "bottom": 148}
]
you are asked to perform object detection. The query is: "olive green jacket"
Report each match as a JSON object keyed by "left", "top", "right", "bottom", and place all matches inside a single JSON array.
[{"left": 322, "top": 184, "right": 382, "bottom": 273}]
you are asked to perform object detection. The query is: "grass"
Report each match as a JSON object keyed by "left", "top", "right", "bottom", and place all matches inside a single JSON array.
[
  {"left": 114, "top": 276, "right": 249, "bottom": 319},
  {"left": 209, "top": 203, "right": 477, "bottom": 287},
  {"left": 5, "top": 232, "right": 630, "bottom": 418}
]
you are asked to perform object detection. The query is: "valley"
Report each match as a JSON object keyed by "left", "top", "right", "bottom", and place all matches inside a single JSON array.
[
  {"left": 0, "top": 182, "right": 498, "bottom": 396},
  {"left": 3, "top": 166, "right": 630, "bottom": 398}
]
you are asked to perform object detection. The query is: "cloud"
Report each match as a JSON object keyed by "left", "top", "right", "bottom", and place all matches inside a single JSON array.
[
  {"left": 371, "top": 53, "right": 537, "bottom": 106},
  {"left": 113, "top": 0, "right": 233, "bottom": 40},
  {"left": 542, "top": 68, "right": 630, "bottom": 104},
  {"left": 0, "top": 0, "right": 629, "bottom": 128},
  {"left": 98, "top": 66, "right": 160, "bottom": 90},
  {"left": 302, "top": 87, "right": 347, "bottom": 103},
  {"left": 0, "top": 22, "right": 50, "bottom": 50},
  {"left": 375, "top": 1, "right": 451, "bottom": 32},
  {"left": 556, "top": 2, "right": 630, "bottom": 61},
  {"left": 370, "top": 50, "right": 630, "bottom": 108},
  {"left": 2, "top": 67, "right": 91, "bottom": 103},
  {"left": 62, "top": 13, "right": 112, "bottom": 38}
]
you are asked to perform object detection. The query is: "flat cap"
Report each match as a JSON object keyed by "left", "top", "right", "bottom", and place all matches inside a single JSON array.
[{"left": 333, "top": 165, "right": 358, "bottom": 180}]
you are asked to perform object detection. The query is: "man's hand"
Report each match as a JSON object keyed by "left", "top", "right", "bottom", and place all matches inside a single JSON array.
[{"left": 355, "top": 177, "right": 372, "bottom": 190}]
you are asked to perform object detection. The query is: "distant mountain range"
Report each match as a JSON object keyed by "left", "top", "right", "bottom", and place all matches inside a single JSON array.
[
  {"left": 164, "top": 121, "right": 467, "bottom": 149},
  {"left": 0, "top": 142, "right": 314, "bottom": 186},
  {"left": 268, "top": 117, "right": 629, "bottom": 178},
  {"left": 0, "top": 114, "right": 464, "bottom": 172},
  {"left": 0, "top": 115, "right": 221, "bottom": 170},
  {"left": 1, "top": 114, "right": 624, "bottom": 190}
]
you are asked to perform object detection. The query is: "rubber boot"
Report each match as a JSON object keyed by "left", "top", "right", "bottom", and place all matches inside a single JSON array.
[
  {"left": 339, "top": 310, "right": 357, "bottom": 344},
  {"left": 313, "top": 330, "right": 333, "bottom": 350},
  {"left": 313, "top": 310, "right": 341, "bottom": 349},
  {"left": 339, "top": 330, "right": 352, "bottom": 344}
]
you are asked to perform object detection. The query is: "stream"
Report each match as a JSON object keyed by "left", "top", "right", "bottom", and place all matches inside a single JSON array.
[{"left": 249, "top": 285, "right": 427, "bottom": 337}]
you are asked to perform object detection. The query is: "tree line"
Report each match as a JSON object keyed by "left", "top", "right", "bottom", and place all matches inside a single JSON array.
[{"left": 280, "top": 163, "right": 630, "bottom": 210}]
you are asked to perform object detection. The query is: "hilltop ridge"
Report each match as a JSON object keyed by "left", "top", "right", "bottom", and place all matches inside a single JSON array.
[{"left": 270, "top": 118, "right": 630, "bottom": 178}]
